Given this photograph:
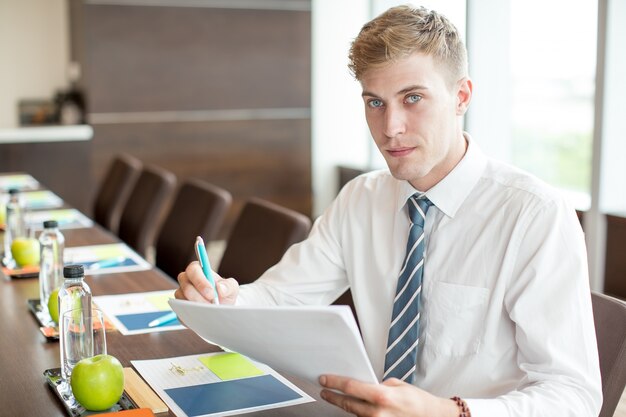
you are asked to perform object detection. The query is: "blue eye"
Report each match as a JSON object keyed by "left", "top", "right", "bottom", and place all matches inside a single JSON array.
[
  {"left": 368, "top": 99, "right": 384, "bottom": 108},
  {"left": 406, "top": 94, "right": 421, "bottom": 104}
]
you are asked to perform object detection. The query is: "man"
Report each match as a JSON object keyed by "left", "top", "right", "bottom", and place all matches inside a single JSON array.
[{"left": 176, "top": 6, "right": 602, "bottom": 417}]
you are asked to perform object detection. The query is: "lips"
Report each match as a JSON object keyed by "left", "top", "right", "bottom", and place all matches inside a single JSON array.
[{"left": 387, "top": 147, "right": 415, "bottom": 157}]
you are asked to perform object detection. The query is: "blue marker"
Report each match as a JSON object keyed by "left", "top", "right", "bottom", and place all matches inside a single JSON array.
[
  {"left": 148, "top": 311, "right": 177, "bottom": 328},
  {"left": 195, "top": 236, "right": 219, "bottom": 305}
]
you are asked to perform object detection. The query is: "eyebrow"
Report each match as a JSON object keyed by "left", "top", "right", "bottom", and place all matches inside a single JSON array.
[{"left": 361, "top": 84, "right": 429, "bottom": 98}]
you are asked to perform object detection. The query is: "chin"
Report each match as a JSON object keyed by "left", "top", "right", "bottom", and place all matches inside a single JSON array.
[
  {"left": 389, "top": 168, "right": 417, "bottom": 182},
  {"left": 388, "top": 166, "right": 429, "bottom": 188},
  {"left": 386, "top": 161, "right": 415, "bottom": 179}
]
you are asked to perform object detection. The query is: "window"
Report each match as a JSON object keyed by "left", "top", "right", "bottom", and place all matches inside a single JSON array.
[{"left": 510, "top": 0, "right": 598, "bottom": 209}]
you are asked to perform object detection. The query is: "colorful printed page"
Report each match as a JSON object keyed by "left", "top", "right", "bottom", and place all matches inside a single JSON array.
[
  {"left": 0, "top": 174, "right": 39, "bottom": 191},
  {"left": 132, "top": 352, "right": 313, "bottom": 417},
  {"left": 93, "top": 290, "right": 184, "bottom": 335},
  {"left": 64, "top": 243, "right": 151, "bottom": 276},
  {"left": 26, "top": 209, "right": 93, "bottom": 230},
  {"left": 1, "top": 190, "right": 64, "bottom": 210}
]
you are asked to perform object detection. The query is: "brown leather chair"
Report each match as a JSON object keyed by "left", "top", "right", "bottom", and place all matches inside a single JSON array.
[
  {"left": 93, "top": 154, "right": 142, "bottom": 233},
  {"left": 338, "top": 165, "right": 366, "bottom": 192},
  {"left": 604, "top": 214, "right": 626, "bottom": 300},
  {"left": 576, "top": 209, "right": 584, "bottom": 228},
  {"left": 155, "top": 179, "right": 232, "bottom": 280},
  {"left": 217, "top": 198, "right": 312, "bottom": 285},
  {"left": 333, "top": 289, "right": 359, "bottom": 329},
  {"left": 118, "top": 165, "right": 176, "bottom": 257},
  {"left": 591, "top": 291, "right": 626, "bottom": 417}
]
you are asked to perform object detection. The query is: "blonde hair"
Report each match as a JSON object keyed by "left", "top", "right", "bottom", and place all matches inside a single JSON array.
[{"left": 348, "top": 5, "right": 467, "bottom": 84}]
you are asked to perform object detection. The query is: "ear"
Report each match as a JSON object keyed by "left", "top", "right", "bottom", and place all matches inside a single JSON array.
[{"left": 455, "top": 77, "right": 473, "bottom": 116}]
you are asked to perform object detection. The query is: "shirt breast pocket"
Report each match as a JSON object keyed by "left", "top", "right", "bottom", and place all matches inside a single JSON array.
[{"left": 423, "top": 281, "right": 490, "bottom": 357}]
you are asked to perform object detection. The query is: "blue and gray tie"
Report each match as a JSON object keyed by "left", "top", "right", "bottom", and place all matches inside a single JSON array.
[{"left": 383, "top": 194, "right": 432, "bottom": 383}]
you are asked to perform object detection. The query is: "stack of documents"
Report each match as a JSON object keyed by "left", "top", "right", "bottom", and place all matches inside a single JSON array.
[{"left": 169, "top": 300, "right": 378, "bottom": 385}]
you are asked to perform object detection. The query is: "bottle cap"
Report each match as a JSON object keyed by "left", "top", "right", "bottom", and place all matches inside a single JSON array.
[
  {"left": 63, "top": 264, "right": 84, "bottom": 279},
  {"left": 8, "top": 188, "right": 19, "bottom": 195},
  {"left": 43, "top": 220, "right": 58, "bottom": 229}
]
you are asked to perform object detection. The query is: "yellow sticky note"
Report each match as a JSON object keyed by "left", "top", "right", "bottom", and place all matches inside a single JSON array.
[
  {"left": 146, "top": 293, "right": 174, "bottom": 311},
  {"left": 92, "top": 244, "right": 126, "bottom": 259},
  {"left": 199, "top": 353, "right": 264, "bottom": 380}
]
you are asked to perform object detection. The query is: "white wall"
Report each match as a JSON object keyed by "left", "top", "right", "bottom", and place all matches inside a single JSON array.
[
  {"left": 0, "top": 0, "right": 69, "bottom": 127},
  {"left": 311, "top": 0, "right": 370, "bottom": 216}
]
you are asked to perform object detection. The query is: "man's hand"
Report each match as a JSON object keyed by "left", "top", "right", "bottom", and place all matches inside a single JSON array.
[
  {"left": 319, "top": 374, "right": 458, "bottom": 417},
  {"left": 174, "top": 261, "right": 239, "bottom": 304}
]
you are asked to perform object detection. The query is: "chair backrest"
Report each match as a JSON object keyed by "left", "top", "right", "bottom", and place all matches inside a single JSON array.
[
  {"left": 118, "top": 165, "right": 176, "bottom": 257},
  {"left": 576, "top": 209, "right": 584, "bottom": 228},
  {"left": 333, "top": 289, "right": 359, "bottom": 330},
  {"left": 592, "top": 291, "right": 626, "bottom": 417},
  {"left": 338, "top": 165, "right": 366, "bottom": 192},
  {"left": 93, "top": 154, "right": 142, "bottom": 233},
  {"left": 604, "top": 214, "right": 626, "bottom": 300},
  {"left": 155, "top": 179, "right": 232, "bottom": 280},
  {"left": 217, "top": 198, "right": 312, "bottom": 285}
]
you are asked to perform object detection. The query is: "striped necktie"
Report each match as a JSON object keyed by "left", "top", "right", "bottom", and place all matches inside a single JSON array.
[{"left": 383, "top": 194, "right": 432, "bottom": 383}]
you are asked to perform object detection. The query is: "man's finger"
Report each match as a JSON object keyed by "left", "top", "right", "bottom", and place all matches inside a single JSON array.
[
  {"left": 320, "top": 374, "right": 382, "bottom": 404},
  {"left": 320, "top": 388, "right": 374, "bottom": 416},
  {"left": 184, "top": 261, "right": 216, "bottom": 302},
  {"left": 177, "top": 266, "right": 212, "bottom": 303}
]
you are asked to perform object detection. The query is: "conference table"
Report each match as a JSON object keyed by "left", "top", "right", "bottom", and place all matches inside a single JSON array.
[{"left": 0, "top": 173, "right": 348, "bottom": 417}]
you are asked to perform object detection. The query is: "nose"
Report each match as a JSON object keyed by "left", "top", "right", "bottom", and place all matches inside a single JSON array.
[{"left": 383, "top": 105, "right": 406, "bottom": 138}]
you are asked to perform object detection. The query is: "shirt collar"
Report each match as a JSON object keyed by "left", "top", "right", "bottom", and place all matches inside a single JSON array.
[{"left": 395, "top": 133, "right": 487, "bottom": 218}]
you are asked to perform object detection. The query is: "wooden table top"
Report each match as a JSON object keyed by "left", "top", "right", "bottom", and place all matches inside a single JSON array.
[{"left": 0, "top": 178, "right": 347, "bottom": 417}]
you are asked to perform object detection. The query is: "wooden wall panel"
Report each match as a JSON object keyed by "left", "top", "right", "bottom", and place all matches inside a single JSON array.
[
  {"left": 84, "top": 5, "right": 311, "bottom": 112},
  {"left": 90, "top": 118, "right": 311, "bottom": 237},
  {"left": 0, "top": 141, "right": 91, "bottom": 213},
  {"left": 75, "top": 2, "right": 312, "bottom": 239}
]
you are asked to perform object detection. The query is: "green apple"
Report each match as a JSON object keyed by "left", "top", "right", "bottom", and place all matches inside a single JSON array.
[
  {"left": 10, "top": 237, "right": 40, "bottom": 267},
  {"left": 71, "top": 354, "right": 125, "bottom": 411},
  {"left": 47, "top": 288, "right": 60, "bottom": 324}
]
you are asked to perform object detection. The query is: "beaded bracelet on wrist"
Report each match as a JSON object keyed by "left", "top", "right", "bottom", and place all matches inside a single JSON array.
[{"left": 450, "top": 396, "right": 471, "bottom": 417}]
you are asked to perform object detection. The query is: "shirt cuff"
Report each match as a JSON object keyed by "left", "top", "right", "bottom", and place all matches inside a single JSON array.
[{"left": 464, "top": 398, "right": 509, "bottom": 417}]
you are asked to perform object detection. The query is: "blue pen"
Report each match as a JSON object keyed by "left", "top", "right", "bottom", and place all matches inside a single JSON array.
[
  {"left": 195, "top": 236, "right": 219, "bottom": 305},
  {"left": 148, "top": 311, "right": 177, "bottom": 328}
]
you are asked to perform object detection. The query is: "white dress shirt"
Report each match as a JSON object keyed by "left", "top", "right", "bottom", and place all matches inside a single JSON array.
[{"left": 238, "top": 135, "right": 602, "bottom": 417}]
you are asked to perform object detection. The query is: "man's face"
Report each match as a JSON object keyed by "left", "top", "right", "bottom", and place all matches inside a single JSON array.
[{"left": 360, "top": 52, "right": 471, "bottom": 191}]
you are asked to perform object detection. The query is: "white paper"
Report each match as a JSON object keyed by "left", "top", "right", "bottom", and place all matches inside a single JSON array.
[
  {"left": 93, "top": 290, "right": 185, "bottom": 335},
  {"left": 169, "top": 299, "right": 378, "bottom": 385},
  {"left": 132, "top": 352, "right": 313, "bottom": 417}
]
